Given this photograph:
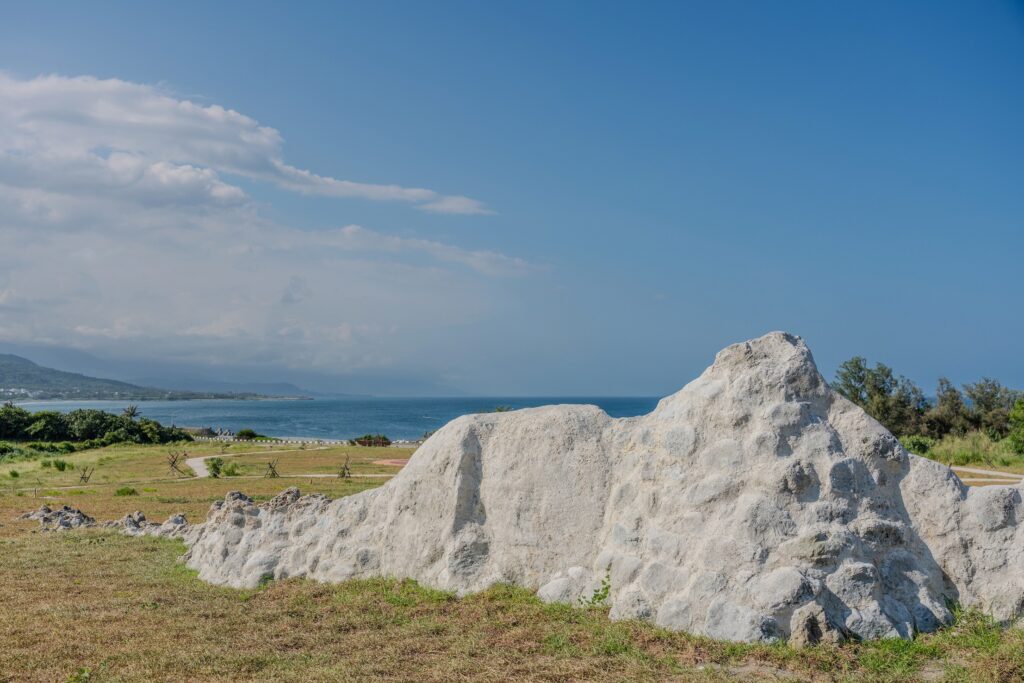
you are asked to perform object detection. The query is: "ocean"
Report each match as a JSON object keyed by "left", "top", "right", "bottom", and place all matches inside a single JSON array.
[{"left": 16, "top": 396, "right": 661, "bottom": 441}]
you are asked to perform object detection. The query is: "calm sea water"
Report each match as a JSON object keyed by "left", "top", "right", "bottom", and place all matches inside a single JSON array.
[{"left": 17, "top": 396, "right": 660, "bottom": 441}]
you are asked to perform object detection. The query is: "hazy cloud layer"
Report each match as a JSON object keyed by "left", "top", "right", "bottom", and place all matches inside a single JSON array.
[{"left": 0, "top": 74, "right": 527, "bottom": 381}]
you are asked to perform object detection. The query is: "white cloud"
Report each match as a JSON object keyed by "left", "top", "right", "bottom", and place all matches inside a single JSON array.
[
  {"left": 419, "top": 195, "right": 494, "bottom": 215},
  {"left": 0, "top": 74, "right": 532, "bottom": 378},
  {"left": 0, "top": 73, "right": 492, "bottom": 214},
  {"left": 312, "top": 225, "right": 533, "bottom": 277},
  {"left": 0, "top": 215, "right": 508, "bottom": 371}
]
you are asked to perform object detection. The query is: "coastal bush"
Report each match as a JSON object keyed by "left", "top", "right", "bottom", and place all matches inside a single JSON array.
[
  {"left": 207, "top": 457, "right": 224, "bottom": 478},
  {"left": 0, "top": 404, "right": 192, "bottom": 446},
  {"left": 26, "top": 441, "right": 76, "bottom": 454},
  {"left": 221, "top": 462, "right": 240, "bottom": 477},
  {"left": 233, "top": 430, "right": 270, "bottom": 440},
  {"left": 900, "top": 435, "right": 935, "bottom": 454},
  {"left": 0, "top": 401, "right": 31, "bottom": 439},
  {"left": 1009, "top": 399, "right": 1024, "bottom": 455},
  {"left": 352, "top": 433, "right": 391, "bottom": 447},
  {"left": 8, "top": 470, "right": 18, "bottom": 478},
  {"left": 114, "top": 487, "right": 138, "bottom": 496},
  {"left": 41, "top": 458, "right": 71, "bottom": 471},
  {"left": 25, "top": 411, "right": 71, "bottom": 441}
]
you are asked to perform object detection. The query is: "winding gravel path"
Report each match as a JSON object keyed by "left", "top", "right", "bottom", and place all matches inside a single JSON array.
[
  {"left": 185, "top": 456, "right": 210, "bottom": 477},
  {"left": 185, "top": 445, "right": 331, "bottom": 478}
]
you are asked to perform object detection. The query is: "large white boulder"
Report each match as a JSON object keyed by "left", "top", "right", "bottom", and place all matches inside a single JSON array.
[{"left": 182, "top": 332, "right": 1024, "bottom": 642}]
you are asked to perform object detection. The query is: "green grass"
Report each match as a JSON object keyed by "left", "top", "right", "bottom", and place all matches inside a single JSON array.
[
  {"left": 0, "top": 442, "right": 403, "bottom": 536},
  {"left": 0, "top": 441, "right": 413, "bottom": 492},
  {"left": 926, "top": 431, "right": 1024, "bottom": 471},
  {"left": 3, "top": 530, "right": 1022, "bottom": 681},
  {"left": 2, "top": 442, "right": 1024, "bottom": 680}
]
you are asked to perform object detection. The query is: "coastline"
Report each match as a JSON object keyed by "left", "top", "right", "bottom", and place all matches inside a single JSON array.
[{"left": 11, "top": 395, "right": 661, "bottom": 443}]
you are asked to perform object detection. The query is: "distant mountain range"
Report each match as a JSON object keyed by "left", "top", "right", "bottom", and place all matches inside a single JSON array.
[
  {"left": 0, "top": 354, "right": 299, "bottom": 400},
  {"left": 126, "top": 376, "right": 354, "bottom": 398}
]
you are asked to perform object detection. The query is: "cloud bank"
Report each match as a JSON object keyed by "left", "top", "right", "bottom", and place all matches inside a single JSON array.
[{"left": 0, "top": 74, "right": 527, "bottom": 383}]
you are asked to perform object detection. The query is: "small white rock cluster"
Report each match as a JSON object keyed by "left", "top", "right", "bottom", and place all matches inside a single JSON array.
[
  {"left": 20, "top": 504, "right": 96, "bottom": 531},
  {"left": 107, "top": 510, "right": 192, "bottom": 539},
  {"left": 18, "top": 504, "right": 191, "bottom": 539},
  {"left": 173, "top": 333, "right": 1024, "bottom": 642}
]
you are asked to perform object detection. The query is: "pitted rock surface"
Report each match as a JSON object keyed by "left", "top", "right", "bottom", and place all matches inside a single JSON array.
[{"left": 181, "top": 332, "right": 1024, "bottom": 642}]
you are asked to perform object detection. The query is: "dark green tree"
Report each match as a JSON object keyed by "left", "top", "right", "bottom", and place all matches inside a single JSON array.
[
  {"left": 922, "top": 378, "right": 971, "bottom": 439},
  {"left": 0, "top": 401, "right": 32, "bottom": 440},
  {"left": 963, "top": 378, "right": 1021, "bottom": 439},
  {"left": 833, "top": 357, "right": 926, "bottom": 436},
  {"left": 25, "top": 411, "right": 71, "bottom": 442},
  {"left": 1009, "top": 399, "right": 1024, "bottom": 455},
  {"left": 65, "top": 409, "right": 119, "bottom": 441}
]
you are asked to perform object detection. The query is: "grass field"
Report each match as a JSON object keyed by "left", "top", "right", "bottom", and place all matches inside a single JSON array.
[
  {"left": 2, "top": 442, "right": 1024, "bottom": 681},
  {"left": 0, "top": 441, "right": 410, "bottom": 538},
  {"left": 926, "top": 432, "right": 1024, "bottom": 473}
]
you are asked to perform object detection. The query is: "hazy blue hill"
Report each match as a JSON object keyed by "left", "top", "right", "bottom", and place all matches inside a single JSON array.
[
  {"left": 129, "top": 376, "right": 326, "bottom": 398},
  {"left": 0, "top": 354, "right": 273, "bottom": 400}
]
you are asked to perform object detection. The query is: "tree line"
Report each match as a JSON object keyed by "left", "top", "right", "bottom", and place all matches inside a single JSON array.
[
  {"left": 832, "top": 357, "right": 1024, "bottom": 453},
  {"left": 0, "top": 402, "right": 193, "bottom": 447}
]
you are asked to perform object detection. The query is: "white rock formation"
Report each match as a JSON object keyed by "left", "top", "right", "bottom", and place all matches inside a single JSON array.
[
  {"left": 106, "top": 511, "right": 193, "bottom": 539},
  {"left": 182, "top": 332, "right": 1024, "bottom": 642}
]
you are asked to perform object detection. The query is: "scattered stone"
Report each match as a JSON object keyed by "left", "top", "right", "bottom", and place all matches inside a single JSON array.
[
  {"left": 104, "top": 510, "right": 192, "bottom": 539},
  {"left": 20, "top": 504, "right": 95, "bottom": 531},
  {"left": 146, "top": 333, "right": 1024, "bottom": 642}
]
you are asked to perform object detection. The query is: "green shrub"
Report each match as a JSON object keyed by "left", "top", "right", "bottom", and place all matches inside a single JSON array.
[
  {"left": 2, "top": 405, "right": 192, "bottom": 446},
  {"left": 41, "top": 459, "right": 52, "bottom": 468},
  {"left": 53, "top": 459, "right": 69, "bottom": 472},
  {"left": 207, "top": 457, "right": 224, "bottom": 478},
  {"left": 352, "top": 433, "right": 391, "bottom": 447},
  {"left": 901, "top": 435, "right": 936, "bottom": 454},
  {"left": 1009, "top": 399, "right": 1024, "bottom": 455},
  {"left": 235, "top": 428, "right": 261, "bottom": 440},
  {"left": 114, "top": 486, "right": 138, "bottom": 496},
  {"left": 222, "top": 462, "right": 240, "bottom": 477},
  {"left": 8, "top": 469, "right": 19, "bottom": 478}
]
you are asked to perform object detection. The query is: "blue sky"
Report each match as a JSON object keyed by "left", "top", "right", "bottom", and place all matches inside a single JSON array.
[{"left": 0, "top": 1, "right": 1021, "bottom": 395}]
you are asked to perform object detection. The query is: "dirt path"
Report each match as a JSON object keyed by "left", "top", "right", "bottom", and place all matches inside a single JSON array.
[
  {"left": 950, "top": 465, "right": 1022, "bottom": 480},
  {"left": 373, "top": 458, "right": 410, "bottom": 467},
  {"left": 185, "top": 455, "right": 209, "bottom": 477},
  {"left": 185, "top": 445, "right": 332, "bottom": 479}
]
